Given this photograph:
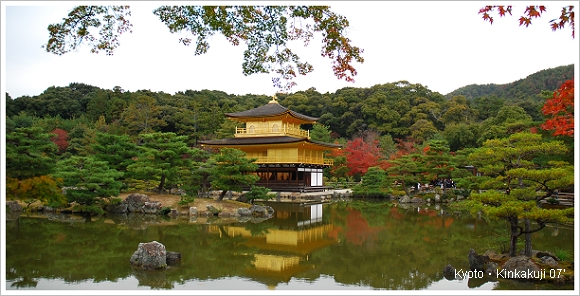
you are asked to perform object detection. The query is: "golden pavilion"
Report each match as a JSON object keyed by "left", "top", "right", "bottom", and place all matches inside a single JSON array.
[{"left": 199, "top": 96, "right": 341, "bottom": 192}]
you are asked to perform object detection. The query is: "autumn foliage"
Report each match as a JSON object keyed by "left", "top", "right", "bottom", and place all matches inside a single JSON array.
[
  {"left": 6, "top": 176, "right": 65, "bottom": 205},
  {"left": 344, "top": 137, "right": 381, "bottom": 176},
  {"left": 479, "top": 5, "right": 575, "bottom": 38},
  {"left": 50, "top": 128, "right": 69, "bottom": 153},
  {"left": 344, "top": 208, "right": 381, "bottom": 246},
  {"left": 45, "top": 6, "right": 364, "bottom": 92},
  {"left": 541, "top": 79, "right": 574, "bottom": 137}
]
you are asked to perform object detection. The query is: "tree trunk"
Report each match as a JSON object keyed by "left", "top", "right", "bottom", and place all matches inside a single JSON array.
[
  {"left": 157, "top": 174, "right": 166, "bottom": 193},
  {"left": 218, "top": 190, "right": 227, "bottom": 201},
  {"left": 508, "top": 216, "right": 519, "bottom": 257},
  {"left": 524, "top": 218, "right": 533, "bottom": 257},
  {"left": 401, "top": 180, "right": 410, "bottom": 196},
  {"left": 218, "top": 225, "right": 231, "bottom": 238}
]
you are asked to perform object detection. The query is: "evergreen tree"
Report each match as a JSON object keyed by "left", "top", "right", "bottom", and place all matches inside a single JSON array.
[
  {"left": 6, "top": 127, "right": 58, "bottom": 179},
  {"left": 181, "top": 148, "right": 213, "bottom": 198},
  {"left": 465, "top": 132, "right": 573, "bottom": 256},
  {"left": 210, "top": 148, "right": 259, "bottom": 201},
  {"left": 91, "top": 132, "right": 139, "bottom": 175},
  {"left": 127, "top": 132, "right": 201, "bottom": 192},
  {"left": 5, "top": 127, "right": 65, "bottom": 206},
  {"left": 52, "top": 156, "right": 123, "bottom": 214},
  {"left": 421, "top": 139, "right": 454, "bottom": 191},
  {"left": 121, "top": 95, "right": 166, "bottom": 135},
  {"left": 385, "top": 154, "right": 422, "bottom": 196},
  {"left": 310, "top": 123, "right": 333, "bottom": 143},
  {"left": 353, "top": 166, "right": 387, "bottom": 197}
]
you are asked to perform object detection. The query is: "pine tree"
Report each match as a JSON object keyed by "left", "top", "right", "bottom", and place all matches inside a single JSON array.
[
  {"left": 465, "top": 132, "right": 573, "bottom": 256},
  {"left": 6, "top": 127, "right": 58, "bottom": 179},
  {"left": 127, "top": 132, "right": 200, "bottom": 192},
  {"left": 91, "top": 132, "right": 139, "bottom": 174},
  {"left": 210, "top": 148, "right": 259, "bottom": 201},
  {"left": 353, "top": 166, "right": 387, "bottom": 197},
  {"left": 53, "top": 156, "right": 123, "bottom": 213}
]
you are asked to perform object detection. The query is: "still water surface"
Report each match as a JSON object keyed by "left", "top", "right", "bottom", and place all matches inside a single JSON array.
[{"left": 4, "top": 201, "right": 575, "bottom": 291}]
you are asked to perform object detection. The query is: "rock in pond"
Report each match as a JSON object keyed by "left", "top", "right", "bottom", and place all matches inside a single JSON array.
[{"left": 130, "top": 241, "right": 167, "bottom": 269}]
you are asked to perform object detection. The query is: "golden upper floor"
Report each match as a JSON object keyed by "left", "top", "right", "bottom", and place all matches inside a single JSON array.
[
  {"left": 235, "top": 121, "right": 310, "bottom": 138},
  {"left": 226, "top": 97, "right": 316, "bottom": 139}
]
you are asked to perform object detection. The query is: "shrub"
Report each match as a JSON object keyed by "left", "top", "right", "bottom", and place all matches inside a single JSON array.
[
  {"left": 108, "top": 197, "right": 123, "bottom": 205},
  {"left": 45, "top": 200, "right": 65, "bottom": 209},
  {"left": 159, "top": 207, "right": 172, "bottom": 215},
  {"left": 75, "top": 204, "right": 105, "bottom": 215},
  {"left": 178, "top": 195, "right": 195, "bottom": 206},
  {"left": 208, "top": 205, "right": 222, "bottom": 215},
  {"left": 442, "top": 190, "right": 457, "bottom": 200},
  {"left": 454, "top": 188, "right": 471, "bottom": 198},
  {"left": 126, "top": 179, "right": 160, "bottom": 192},
  {"left": 244, "top": 186, "right": 272, "bottom": 203},
  {"left": 420, "top": 193, "right": 435, "bottom": 200},
  {"left": 554, "top": 248, "right": 571, "bottom": 262},
  {"left": 351, "top": 192, "right": 391, "bottom": 199},
  {"left": 6, "top": 176, "right": 66, "bottom": 206}
]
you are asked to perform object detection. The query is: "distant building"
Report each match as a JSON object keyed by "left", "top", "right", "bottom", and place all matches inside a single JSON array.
[{"left": 199, "top": 96, "right": 341, "bottom": 192}]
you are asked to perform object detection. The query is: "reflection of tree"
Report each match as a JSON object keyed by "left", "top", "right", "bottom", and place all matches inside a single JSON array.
[
  {"left": 153, "top": 224, "right": 258, "bottom": 282},
  {"left": 7, "top": 275, "right": 38, "bottom": 289},
  {"left": 5, "top": 205, "right": 575, "bottom": 290},
  {"left": 217, "top": 225, "right": 231, "bottom": 238},
  {"left": 5, "top": 217, "right": 134, "bottom": 285},
  {"left": 4, "top": 216, "right": 259, "bottom": 289},
  {"left": 345, "top": 208, "right": 381, "bottom": 247},
  {"left": 303, "top": 202, "right": 502, "bottom": 289},
  {"left": 244, "top": 221, "right": 277, "bottom": 237},
  {"left": 131, "top": 267, "right": 173, "bottom": 289},
  {"left": 348, "top": 201, "right": 392, "bottom": 227}
]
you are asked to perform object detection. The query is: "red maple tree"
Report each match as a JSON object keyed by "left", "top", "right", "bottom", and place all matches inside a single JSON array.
[
  {"left": 345, "top": 137, "right": 381, "bottom": 176},
  {"left": 50, "top": 128, "right": 69, "bottom": 153},
  {"left": 541, "top": 79, "right": 574, "bottom": 137},
  {"left": 381, "top": 138, "right": 418, "bottom": 170}
]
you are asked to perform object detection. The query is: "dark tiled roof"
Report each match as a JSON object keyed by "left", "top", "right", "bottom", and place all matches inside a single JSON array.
[
  {"left": 225, "top": 102, "right": 318, "bottom": 122},
  {"left": 199, "top": 136, "right": 342, "bottom": 149}
]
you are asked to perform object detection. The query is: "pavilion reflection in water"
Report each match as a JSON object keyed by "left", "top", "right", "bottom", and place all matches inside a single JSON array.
[{"left": 208, "top": 202, "right": 336, "bottom": 288}]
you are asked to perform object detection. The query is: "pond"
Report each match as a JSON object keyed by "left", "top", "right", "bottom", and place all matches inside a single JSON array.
[{"left": 3, "top": 200, "right": 576, "bottom": 292}]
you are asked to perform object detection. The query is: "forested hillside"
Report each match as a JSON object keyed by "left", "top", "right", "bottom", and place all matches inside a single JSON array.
[
  {"left": 5, "top": 64, "right": 574, "bottom": 212},
  {"left": 5, "top": 64, "right": 573, "bottom": 150},
  {"left": 445, "top": 64, "right": 574, "bottom": 100},
  {"left": 6, "top": 65, "right": 573, "bottom": 145}
]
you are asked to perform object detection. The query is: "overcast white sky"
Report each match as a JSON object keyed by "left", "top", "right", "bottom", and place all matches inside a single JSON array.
[{"left": 2, "top": 1, "right": 579, "bottom": 99}]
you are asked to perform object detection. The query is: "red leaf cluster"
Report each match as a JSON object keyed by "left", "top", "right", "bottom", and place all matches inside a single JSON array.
[
  {"left": 50, "top": 128, "right": 69, "bottom": 153},
  {"left": 345, "top": 137, "right": 381, "bottom": 176},
  {"left": 551, "top": 6, "right": 575, "bottom": 38},
  {"left": 479, "top": 5, "right": 574, "bottom": 38},
  {"left": 541, "top": 79, "right": 574, "bottom": 137},
  {"left": 479, "top": 5, "right": 512, "bottom": 24}
]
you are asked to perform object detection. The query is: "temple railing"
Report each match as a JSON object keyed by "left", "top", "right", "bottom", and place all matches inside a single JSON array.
[
  {"left": 235, "top": 125, "right": 309, "bottom": 138},
  {"left": 250, "top": 156, "right": 333, "bottom": 166}
]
